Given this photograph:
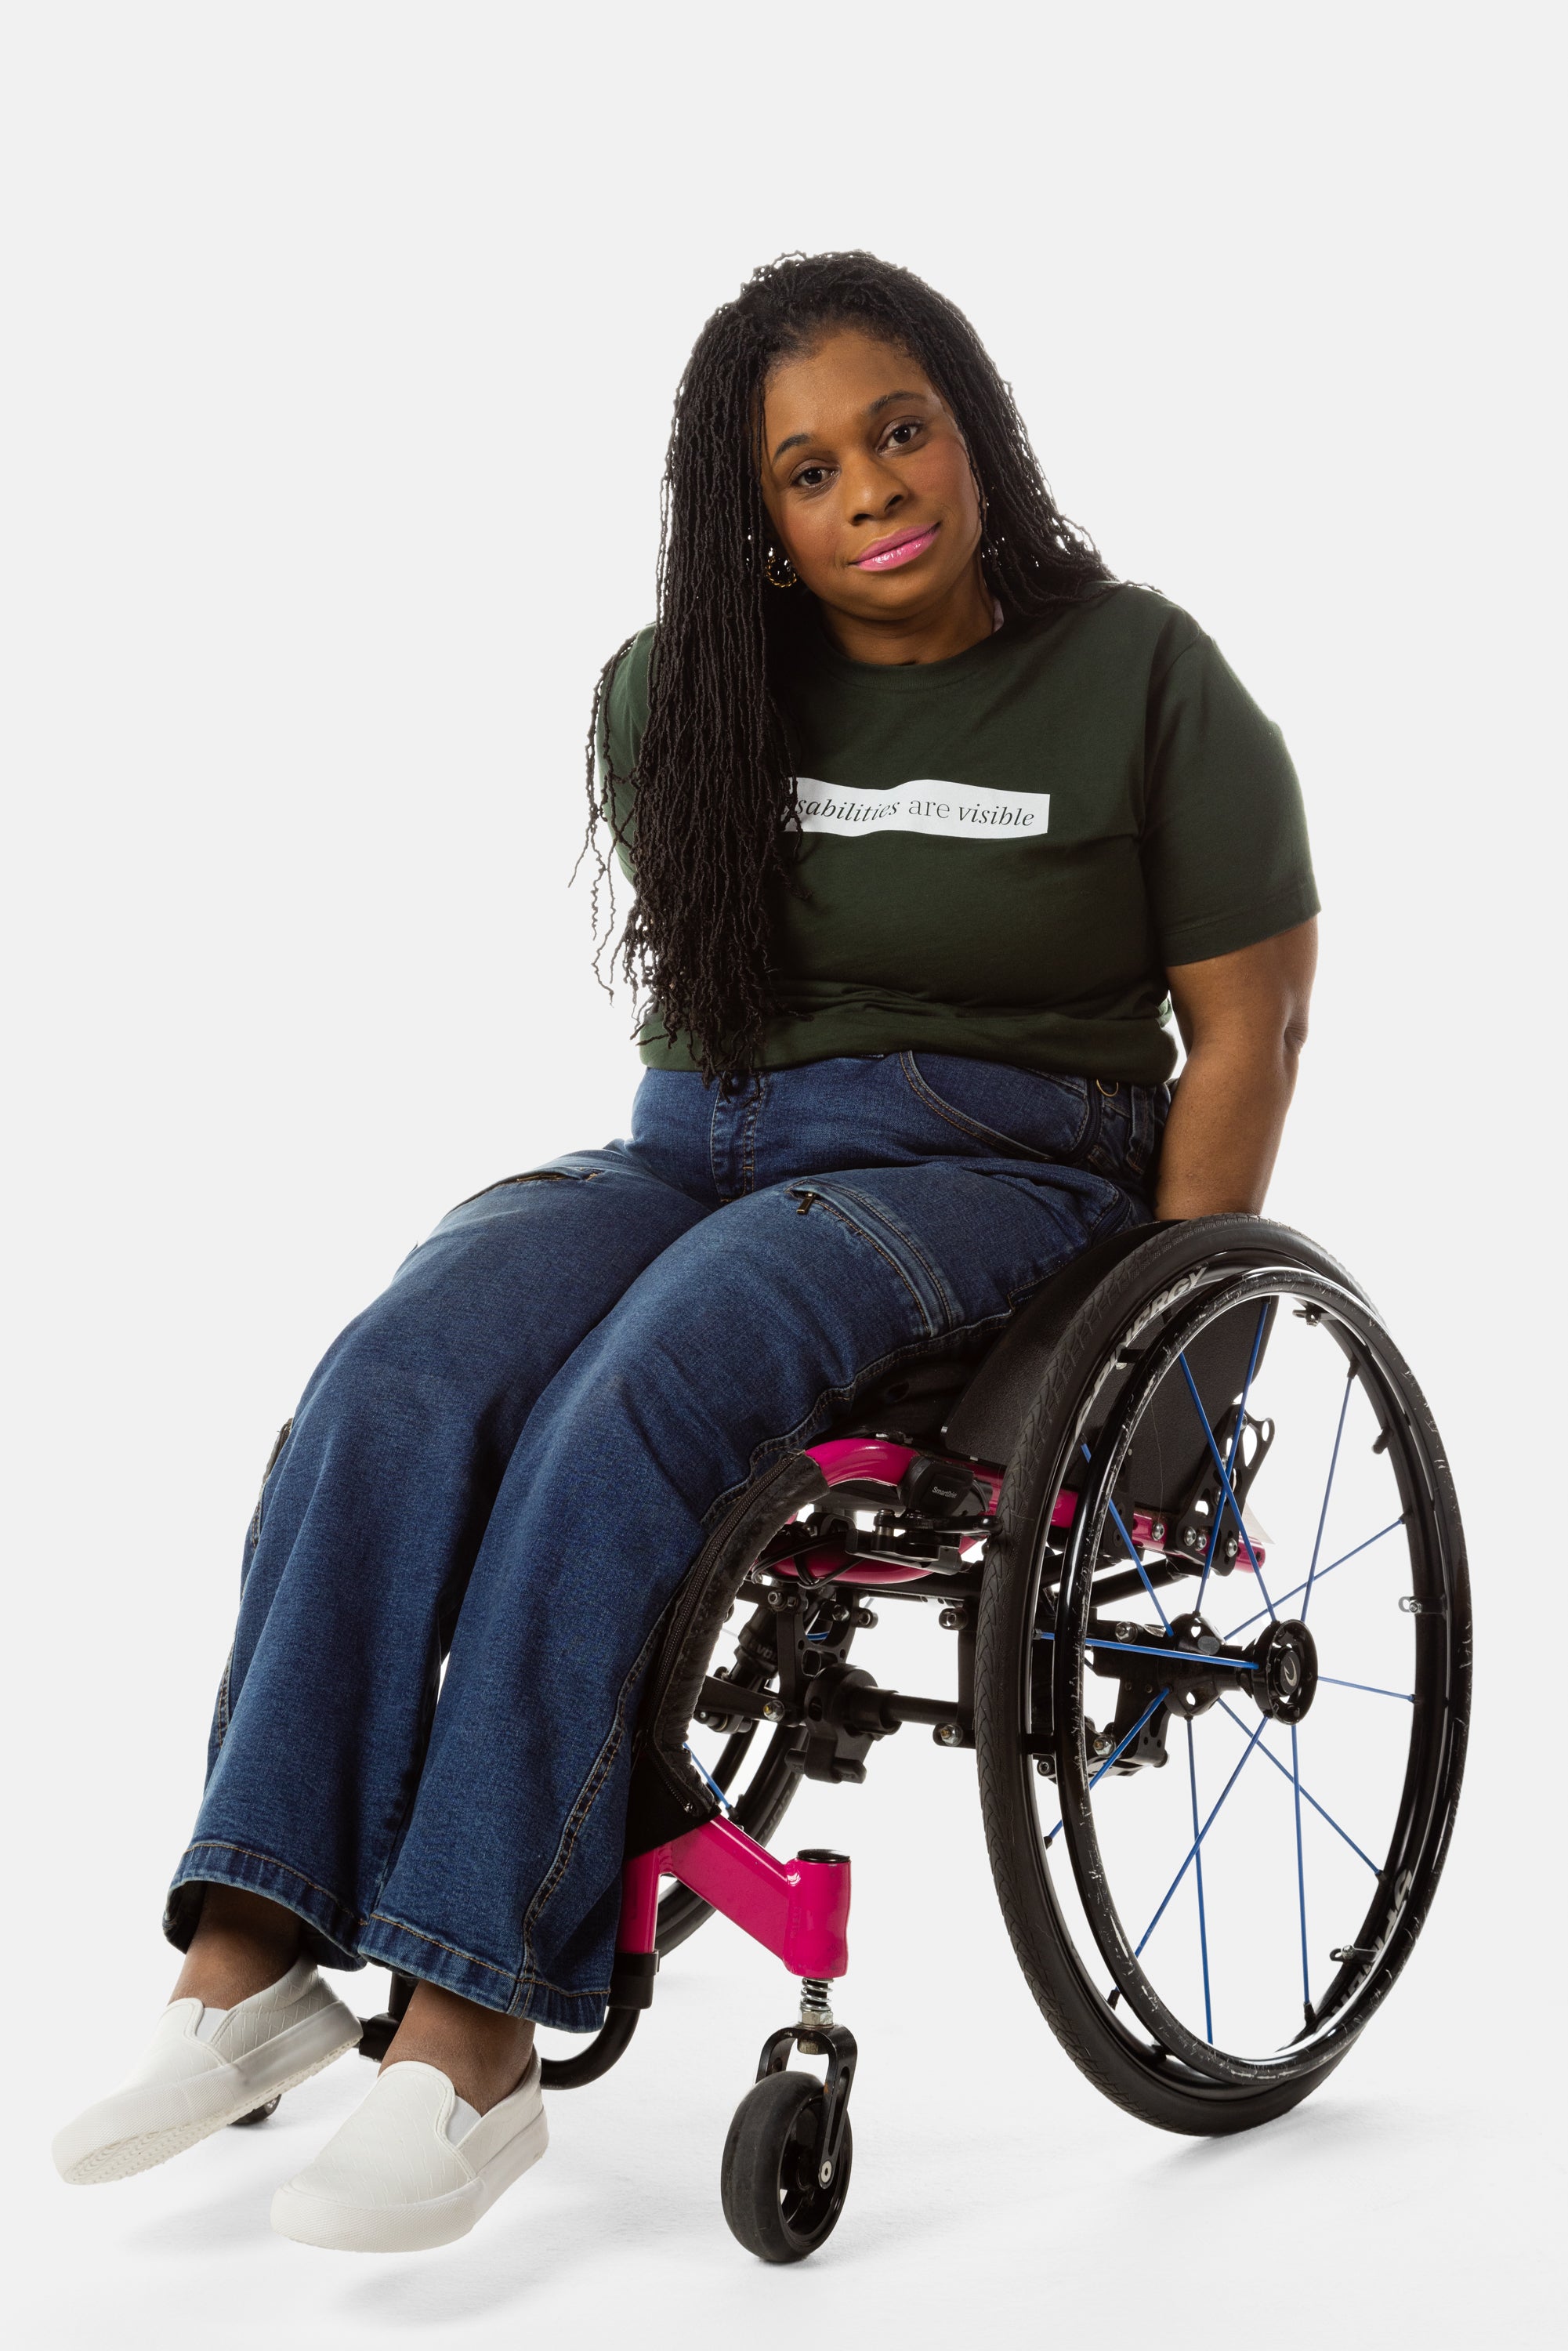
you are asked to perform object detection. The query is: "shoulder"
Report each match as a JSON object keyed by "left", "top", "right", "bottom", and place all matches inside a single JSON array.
[
  {"left": 996, "top": 583, "right": 1208, "bottom": 698},
  {"left": 601, "top": 624, "right": 657, "bottom": 774},
  {"left": 1058, "top": 581, "right": 1207, "bottom": 674}
]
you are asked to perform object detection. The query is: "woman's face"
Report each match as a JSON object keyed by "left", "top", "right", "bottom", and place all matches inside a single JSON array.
[{"left": 758, "top": 326, "right": 985, "bottom": 631}]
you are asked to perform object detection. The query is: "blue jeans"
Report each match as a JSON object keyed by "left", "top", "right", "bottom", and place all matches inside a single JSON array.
[{"left": 167, "top": 1053, "right": 1167, "bottom": 2030}]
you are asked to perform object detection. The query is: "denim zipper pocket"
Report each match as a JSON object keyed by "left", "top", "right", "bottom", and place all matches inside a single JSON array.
[
  {"left": 787, "top": 1181, "right": 953, "bottom": 1337},
  {"left": 453, "top": 1167, "right": 597, "bottom": 1213}
]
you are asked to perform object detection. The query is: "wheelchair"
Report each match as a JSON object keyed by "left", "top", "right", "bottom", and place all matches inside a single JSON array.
[{"left": 349, "top": 1212, "right": 1469, "bottom": 2263}]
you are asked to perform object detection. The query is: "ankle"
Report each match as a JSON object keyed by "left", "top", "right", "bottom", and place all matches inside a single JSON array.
[
  {"left": 172, "top": 1886, "right": 302, "bottom": 2009},
  {"left": 381, "top": 1982, "right": 535, "bottom": 2116}
]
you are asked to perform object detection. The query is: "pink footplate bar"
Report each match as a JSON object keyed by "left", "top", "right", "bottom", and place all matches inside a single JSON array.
[{"left": 617, "top": 1818, "right": 850, "bottom": 1977}]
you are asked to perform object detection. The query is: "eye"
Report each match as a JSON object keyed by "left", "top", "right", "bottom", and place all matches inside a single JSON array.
[
  {"left": 791, "top": 463, "right": 833, "bottom": 491},
  {"left": 882, "top": 419, "right": 925, "bottom": 451}
]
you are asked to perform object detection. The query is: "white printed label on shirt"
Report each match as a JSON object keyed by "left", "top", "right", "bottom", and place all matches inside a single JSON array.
[{"left": 793, "top": 778, "right": 1048, "bottom": 840}]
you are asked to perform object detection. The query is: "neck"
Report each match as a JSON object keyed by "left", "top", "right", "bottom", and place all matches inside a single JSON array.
[{"left": 817, "top": 561, "right": 995, "bottom": 667}]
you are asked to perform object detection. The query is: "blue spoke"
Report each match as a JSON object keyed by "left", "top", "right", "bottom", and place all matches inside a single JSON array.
[
  {"left": 1216, "top": 1699, "right": 1381, "bottom": 1873},
  {"left": 1197, "top": 1303, "right": 1270, "bottom": 1613},
  {"left": 1081, "top": 1444, "right": 1171, "bottom": 1632},
  {"left": 1291, "top": 1724, "right": 1310, "bottom": 2014},
  {"left": 1188, "top": 1720, "right": 1214, "bottom": 2041},
  {"left": 1177, "top": 1354, "right": 1280, "bottom": 1619},
  {"left": 1107, "top": 1498, "right": 1175, "bottom": 1630},
  {"left": 683, "top": 1743, "right": 733, "bottom": 1813},
  {"left": 1037, "top": 1629, "right": 1255, "bottom": 1672},
  {"left": 1223, "top": 1517, "right": 1406, "bottom": 1641},
  {"left": 1317, "top": 1674, "right": 1414, "bottom": 1703},
  {"left": 1092, "top": 1634, "right": 1256, "bottom": 1672},
  {"left": 1041, "top": 1687, "right": 1170, "bottom": 1845},
  {"left": 1302, "top": 1366, "right": 1354, "bottom": 1622},
  {"left": 1135, "top": 1710, "right": 1267, "bottom": 1955}
]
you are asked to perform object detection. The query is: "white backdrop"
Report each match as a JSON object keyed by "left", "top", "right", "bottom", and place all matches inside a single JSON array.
[{"left": 2, "top": 5, "right": 1561, "bottom": 2345}]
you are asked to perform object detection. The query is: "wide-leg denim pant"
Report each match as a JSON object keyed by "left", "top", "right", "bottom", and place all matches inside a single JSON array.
[{"left": 166, "top": 1053, "right": 1167, "bottom": 2030}]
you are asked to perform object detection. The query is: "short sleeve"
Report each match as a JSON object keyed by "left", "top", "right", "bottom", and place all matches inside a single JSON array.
[
  {"left": 601, "top": 625, "right": 655, "bottom": 780},
  {"left": 1141, "top": 635, "right": 1320, "bottom": 966},
  {"left": 598, "top": 625, "right": 655, "bottom": 880}
]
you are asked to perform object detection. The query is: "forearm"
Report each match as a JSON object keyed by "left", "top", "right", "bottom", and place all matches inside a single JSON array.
[{"left": 1154, "top": 1036, "right": 1301, "bottom": 1219}]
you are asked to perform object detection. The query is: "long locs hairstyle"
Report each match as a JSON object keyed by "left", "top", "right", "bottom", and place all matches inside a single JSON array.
[{"left": 583, "top": 250, "right": 1113, "bottom": 1081}]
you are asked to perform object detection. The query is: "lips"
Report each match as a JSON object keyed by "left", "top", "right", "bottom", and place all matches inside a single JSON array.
[{"left": 852, "top": 522, "right": 940, "bottom": 572}]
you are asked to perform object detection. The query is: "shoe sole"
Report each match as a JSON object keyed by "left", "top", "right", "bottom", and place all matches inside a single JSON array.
[
  {"left": 58, "top": 2019, "right": 363, "bottom": 2186},
  {"left": 271, "top": 2103, "right": 549, "bottom": 2251}
]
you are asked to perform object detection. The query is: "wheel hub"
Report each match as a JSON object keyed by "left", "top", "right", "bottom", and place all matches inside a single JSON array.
[{"left": 1248, "top": 1617, "right": 1319, "bottom": 1722}]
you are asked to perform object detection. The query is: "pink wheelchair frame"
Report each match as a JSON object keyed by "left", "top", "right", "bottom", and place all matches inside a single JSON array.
[
  {"left": 600, "top": 1433, "right": 1204, "bottom": 2219},
  {"left": 617, "top": 1430, "right": 1170, "bottom": 2003}
]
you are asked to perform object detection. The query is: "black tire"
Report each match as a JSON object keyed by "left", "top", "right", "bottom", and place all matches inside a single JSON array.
[
  {"left": 974, "top": 1215, "right": 1469, "bottom": 2135},
  {"left": 720, "top": 2070, "right": 853, "bottom": 2262}
]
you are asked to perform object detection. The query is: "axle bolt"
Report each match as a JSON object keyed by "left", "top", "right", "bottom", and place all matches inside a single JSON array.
[
  {"left": 935, "top": 1722, "right": 963, "bottom": 1748},
  {"left": 1115, "top": 1623, "right": 1135, "bottom": 1641},
  {"left": 939, "top": 1607, "right": 966, "bottom": 1631},
  {"left": 1182, "top": 1527, "right": 1200, "bottom": 1551},
  {"left": 818, "top": 2159, "right": 834, "bottom": 2186},
  {"left": 1092, "top": 1734, "right": 1113, "bottom": 1757}
]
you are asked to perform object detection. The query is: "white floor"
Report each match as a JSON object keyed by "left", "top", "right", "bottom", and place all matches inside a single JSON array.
[{"left": 13, "top": 1692, "right": 1558, "bottom": 2351}]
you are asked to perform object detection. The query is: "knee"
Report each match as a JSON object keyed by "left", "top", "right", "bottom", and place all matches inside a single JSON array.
[{"left": 296, "top": 1287, "right": 505, "bottom": 1451}]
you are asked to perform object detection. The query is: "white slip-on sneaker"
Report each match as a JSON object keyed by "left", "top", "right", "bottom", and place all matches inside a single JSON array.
[
  {"left": 53, "top": 1957, "right": 362, "bottom": 2186},
  {"left": 270, "top": 2052, "right": 548, "bottom": 2252}
]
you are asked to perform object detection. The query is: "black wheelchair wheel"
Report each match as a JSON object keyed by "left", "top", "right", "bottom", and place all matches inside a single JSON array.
[
  {"left": 974, "top": 1215, "right": 1469, "bottom": 2135},
  {"left": 720, "top": 2070, "right": 853, "bottom": 2262}
]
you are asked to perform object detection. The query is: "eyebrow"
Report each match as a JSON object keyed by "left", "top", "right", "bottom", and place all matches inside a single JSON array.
[{"left": 770, "top": 389, "right": 929, "bottom": 465}]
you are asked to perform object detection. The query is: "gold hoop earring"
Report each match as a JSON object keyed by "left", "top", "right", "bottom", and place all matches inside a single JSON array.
[{"left": 765, "top": 545, "right": 799, "bottom": 590}]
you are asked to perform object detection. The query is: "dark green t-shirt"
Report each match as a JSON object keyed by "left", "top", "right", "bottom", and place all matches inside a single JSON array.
[{"left": 602, "top": 584, "right": 1317, "bottom": 1084}]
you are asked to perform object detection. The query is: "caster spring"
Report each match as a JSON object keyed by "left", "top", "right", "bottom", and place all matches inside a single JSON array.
[{"left": 798, "top": 1976, "right": 835, "bottom": 2030}]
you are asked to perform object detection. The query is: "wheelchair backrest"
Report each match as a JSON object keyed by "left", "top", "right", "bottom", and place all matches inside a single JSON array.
[{"left": 940, "top": 1223, "right": 1273, "bottom": 1513}]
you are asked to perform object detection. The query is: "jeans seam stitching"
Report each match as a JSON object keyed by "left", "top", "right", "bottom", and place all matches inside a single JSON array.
[
  {"left": 818, "top": 1185, "right": 964, "bottom": 1335},
  {"left": 741, "top": 1078, "right": 763, "bottom": 1194},
  {"left": 517, "top": 1607, "right": 668, "bottom": 1994},
  {"left": 512, "top": 1969, "right": 611, "bottom": 2002},
  {"left": 177, "top": 1840, "right": 363, "bottom": 1932},
  {"left": 797, "top": 1192, "right": 935, "bottom": 1332},
  {"left": 363, "top": 1913, "right": 516, "bottom": 1983},
  {"left": 898, "top": 1050, "right": 1062, "bottom": 1161},
  {"left": 824, "top": 1179, "right": 961, "bottom": 1321},
  {"left": 213, "top": 1652, "right": 234, "bottom": 1751}
]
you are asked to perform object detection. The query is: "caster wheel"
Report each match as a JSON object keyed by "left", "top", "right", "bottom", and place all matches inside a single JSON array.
[
  {"left": 230, "top": 2097, "right": 281, "bottom": 2127},
  {"left": 720, "top": 2070, "right": 853, "bottom": 2263}
]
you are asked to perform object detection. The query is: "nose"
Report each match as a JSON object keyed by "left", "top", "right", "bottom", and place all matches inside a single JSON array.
[{"left": 844, "top": 451, "right": 906, "bottom": 527}]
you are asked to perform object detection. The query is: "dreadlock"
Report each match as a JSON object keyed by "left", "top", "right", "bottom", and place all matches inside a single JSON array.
[{"left": 583, "top": 250, "right": 1114, "bottom": 1080}]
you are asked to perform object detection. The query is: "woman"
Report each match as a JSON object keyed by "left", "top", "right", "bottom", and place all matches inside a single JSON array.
[{"left": 53, "top": 252, "right": 1318, "bottom": 2250}]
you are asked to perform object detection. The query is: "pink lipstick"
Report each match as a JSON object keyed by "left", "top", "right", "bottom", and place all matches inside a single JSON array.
[{"left": 852, "top": 522, "right": 940, "bottom": 572}]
